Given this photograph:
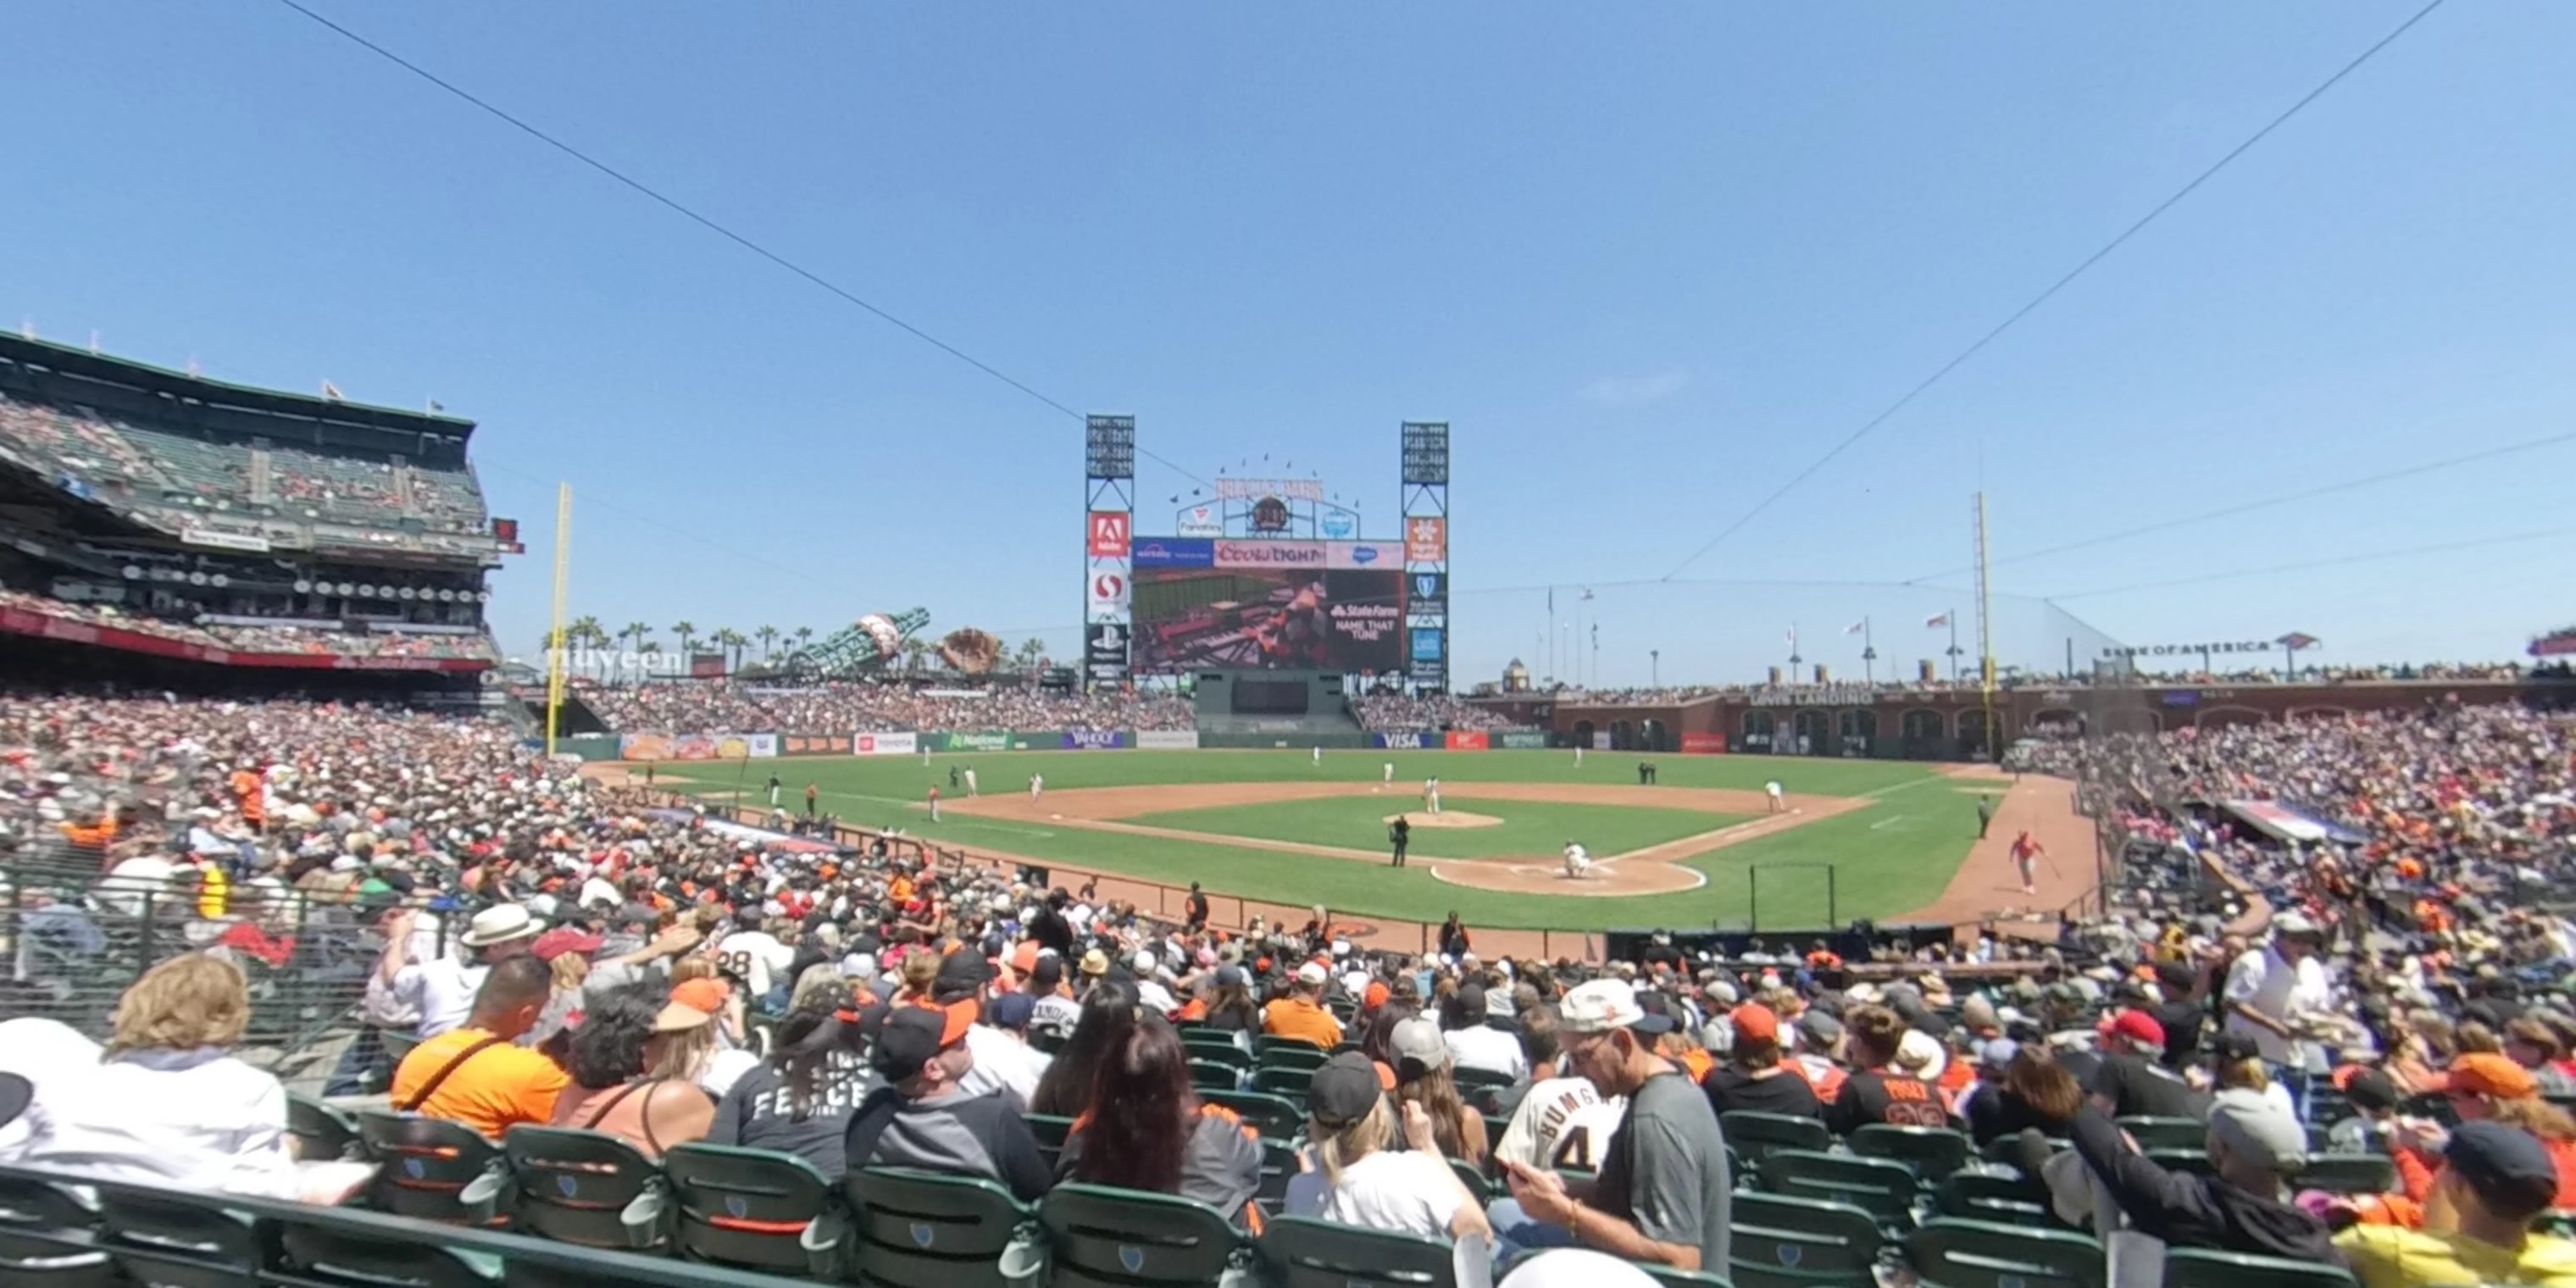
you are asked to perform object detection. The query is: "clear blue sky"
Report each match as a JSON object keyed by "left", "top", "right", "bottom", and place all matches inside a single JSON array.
[{"left": 10, "top": 2, "right": 2572, "bottom": 686}]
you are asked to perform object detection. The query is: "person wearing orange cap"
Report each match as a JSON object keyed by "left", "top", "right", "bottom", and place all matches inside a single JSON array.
[
  {"left": 1705, "top": 1002, "right": 1821, "bottom": 1119},
  {"left": 2393, "top": 1054, "right": 2576, "bottom": 1212}
]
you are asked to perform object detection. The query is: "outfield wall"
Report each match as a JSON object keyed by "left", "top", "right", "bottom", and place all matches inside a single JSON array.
[{"left": 594, "top": 726, "right": 1547, "bottom": 759}]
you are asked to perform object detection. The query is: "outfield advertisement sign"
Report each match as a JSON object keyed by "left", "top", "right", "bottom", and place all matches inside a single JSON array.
[
  {"left": 1061, "top": 729, "right": 1129, "bottom": 751},
  {"left": 1372, "top": 731, "right": 1436, "bottom": 751},
  {"left": 1681, "top": 732, "right": 1729, "bottom": 754},
  {"left": 852, "top": 732, "right": 919, "bottom": 757},
  {"left": 1137, "top": 730, "right": 1200, "bottom": 750},
  {"left": 617, "top": 732, "right": 777, "bottom": 760},
  {"left": 943, "top": 731, "right": 1016, "bottom": 753},
  {"left": 1499, "top": 730, "right": 1549, "bottom": 750},
  {"left": 781, "top": 734, "right": 847, "bottom": 756},
  {"left": 1444, "top": 731, "right": 1491, "bottom": 751}
]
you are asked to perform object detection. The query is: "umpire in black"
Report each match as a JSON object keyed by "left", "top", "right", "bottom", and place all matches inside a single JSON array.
[{"left": 1389, "top": 815, "right": 1412, "bottom": 868}]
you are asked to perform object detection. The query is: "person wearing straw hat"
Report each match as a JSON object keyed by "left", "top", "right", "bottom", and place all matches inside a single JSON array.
[{"left": 378, "top": 901, "right": 543, "bottom": 1041}]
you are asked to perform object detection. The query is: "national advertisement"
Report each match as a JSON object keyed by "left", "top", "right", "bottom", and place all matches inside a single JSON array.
[
  {"left": 1372, "top": 731, "right": 1435, "bottom": 751},
  {"left": 1137, "top": 730, "right": 1200, "bottom": 750},
  {"left": 1681, "top": 732, "right": 1729, "bottom": 754},
  {"left": 1499, "top": 730, "right": 1549, "bottom": 750},
  {"left": 1061, "top": 729, "right": 1130, "bottom": 751},
  {"left": 1445, "top": 731, "right": 1491, "bottom": 751},
  {"left": 946, "top": 731, "right": 1015, "bottom": 752},
  {"left": 852, "top": 732, "right": 919, "bottom": 757}
]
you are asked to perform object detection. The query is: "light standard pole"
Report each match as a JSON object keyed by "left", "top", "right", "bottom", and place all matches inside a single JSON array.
[{"left": 1651, "top": 648, "right": 1660, "bottom": 688}]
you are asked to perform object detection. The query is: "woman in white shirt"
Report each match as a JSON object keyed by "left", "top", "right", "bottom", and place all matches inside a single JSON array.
[
  {"left": 10, "top": 952, "right": 305, "bottom": 1199},
  {"left": 1284, "top": 1052, "right": 1492, "bottom": 1242}
]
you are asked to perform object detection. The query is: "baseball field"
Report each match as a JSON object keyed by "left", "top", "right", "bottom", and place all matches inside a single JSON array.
[{"left": 647, "top": 750, "right": 2006, "bottom": 933}]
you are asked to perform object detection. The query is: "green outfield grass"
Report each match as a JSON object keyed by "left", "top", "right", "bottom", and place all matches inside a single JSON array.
[
  {"left": 649, "top": 750, "right": 1981, "bottom": 931},
  {"left": 1125, "top": 796, "right": 1746, "bottom": 860}
]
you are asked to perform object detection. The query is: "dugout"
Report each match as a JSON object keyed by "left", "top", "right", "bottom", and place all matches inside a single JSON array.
[{"left": 1191, "top": 669, "right": 1369, "bottom": 747}]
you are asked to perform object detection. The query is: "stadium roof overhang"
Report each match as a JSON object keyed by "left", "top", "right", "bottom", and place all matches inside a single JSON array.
[{"left": 0, "top": 334, "right": 476, "bottom": 452}]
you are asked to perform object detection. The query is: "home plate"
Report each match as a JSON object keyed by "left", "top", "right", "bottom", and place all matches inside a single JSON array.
[{"left": 1050, "top": 813, "right": 1063, "bottom": 820}]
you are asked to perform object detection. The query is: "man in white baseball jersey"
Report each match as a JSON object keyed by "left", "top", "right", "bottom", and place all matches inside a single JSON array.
[
  {"left": 1575, "top": 746, "right": 1584, "bottom": 768},
  {"left": 1563, "top": 841, "right": 1593, "bottom": 880},
  {"left": 1423, "top": 778, "right": 1442, "bottom": 815},
  {"left": 1765, "top": 780, "right": 1785, "bottom": 814},
  {"left": 1312, "top": 746, "right": 1321, "bottom": 767},
  {"left": 963, "top": 767, "right": 980, "bottom": 798},
  {"left": 1382, "top": 761, "right": 1395, "bottom": 785},
  {"left": 1030, "top": 773, "right": 1044, "bottom": 803}
]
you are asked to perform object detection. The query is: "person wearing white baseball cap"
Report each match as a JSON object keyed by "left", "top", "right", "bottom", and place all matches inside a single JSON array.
[
  {"left": 1493, "top": 978, "right": 1730, "bottom": 1274},
  {"left": 1263, "top": 961, "right": 1345, "bottom": 1049},
  {"left": 378, "top": 902, "right": 543, "bottom": 1041},
  {"left": 2222, "top": 910, "right": 2331, "bottom": 1116}
]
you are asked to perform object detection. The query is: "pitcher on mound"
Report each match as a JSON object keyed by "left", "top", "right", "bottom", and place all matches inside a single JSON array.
[{"left": 1563, "top": 841, "right": 1593, "bottom": 880}]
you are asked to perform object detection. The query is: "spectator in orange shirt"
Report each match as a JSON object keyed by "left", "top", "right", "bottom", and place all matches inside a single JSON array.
[
  {"left": 1262, "top": 963, "right": 1344, "bottom": 1048},
  {"left": 388, "top": 957, "right": 569, "bottom": 1139},
  {"left": 2393, "top": 1054, "right": 2576, "bottom": 1212}
]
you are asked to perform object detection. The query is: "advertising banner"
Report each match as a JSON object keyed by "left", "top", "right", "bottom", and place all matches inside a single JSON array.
[
  {"left": 1592, "top": 730, "right": 1612, "bottom": 751},
  {"left": 1176, "top": 505, "right": 1221, "bottom": 538},
  {"left": 1372, "top": 731, "right": 1435, "bottom": 751},
  {"left": 1085, "top": 622, "right": 1130, "bottom": 685},
  {"left": 1408, "top": 572, "right": 1446, "bottom": 612},
  {"left": 1131, "top": 566, "right": 1404, "bottom": 674},
  {"left": 1086, "top": 569, "right": 1130, "bottom": 624},
  {"left": 1137, "top": 730, "right": 1201, "bottom": 750},
  {"left": 782, "top": 734, "right": 846, "bottom": 756},
  {"left": 1319, "top": 509, "right": 1357, "bottom": 539},
  {"left": 1214, "top": 540, "right": 1327, "bottom": 569},
  {"left": 946, "top": 731, "right": 1015, "bottom": 752},
  {"left": 1409, "top": 662, "right": 1448, "bottom": 687},
  {"left": 1061, "top": 729, "right": 1130, "bottom": 751},
  {"left": 1324, "top": 541, "right": 1396, "bottom": 569},
  {"left": 738, "top": 734, "right": 780, "bottom": 758},
  {"left": 616, "top": 732, "right": 770, "bottom": 761},
  {"left": 1086, "top": 511, "right": 1131, "bottom": 558},
  {"left": 852, "top": 732, "right": 919, "bottom": 757},
  {"left": 1500, "top": 730, "right": 1549, "bottom": 750},
  {"left": 1404, "top": 516, "right": 1446, "bottom": 562},
  {"left": 1445, "top": 731, "right": 1491, "bottom": 751},
  {"left": 1132, "top": 538, "right": 1214, "bottom": 569},
  {"left": 1681, "top": 732, "right": 1729, "bottom": 754}
]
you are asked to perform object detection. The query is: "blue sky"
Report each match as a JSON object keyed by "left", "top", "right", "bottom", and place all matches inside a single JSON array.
[{"left": 9, "top": 1, "right": 2572, "bottom": 686}]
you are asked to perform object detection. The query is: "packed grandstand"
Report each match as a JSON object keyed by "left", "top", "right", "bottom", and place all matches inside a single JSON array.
[{"left": 12, "top": 341, "right": 2576, "bottom": 1286}]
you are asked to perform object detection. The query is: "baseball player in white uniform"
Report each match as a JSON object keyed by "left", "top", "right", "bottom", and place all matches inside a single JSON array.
[
  {"left": 1563, "top": 841, "right": 1593, "bottom": 880},
  {"left": 1030, "top": 773, "right": 1044, "bottom": 803},
  {"left": 1423, "top": 777, "right": 1442, "bottom": 815},
  {"left": 1383, "top": 761, "right": 1395, "bottom": 785},
  {"left": 1765, "top": 780, "right": 1785, "bottom": 814},
  {"left": 1312, "top": 746, "right": 1322, "bottom": 767},
  {"left": 963, "top": 767, "right": 980, "bottom": 798},
  {"left": 1575, "top": 745, "right": 1584, "bottom": 768}
]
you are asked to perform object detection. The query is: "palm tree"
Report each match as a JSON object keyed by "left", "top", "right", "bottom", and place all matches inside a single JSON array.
[
  {"left": 900, "top": 637, "right": 930, "bottom": 673},
  {"left": 621, "top": 621, "right": 652, "bottom": 652},
  {"left": 756, "top": 625, "right": 779, "bottom": 659},
  {"left": 1018, "top": 637, "right": 1046, "bottom": 669},
  {"left": 570, "top": 615, "right": 606, "bottom": 649},
  {"left": 794, "top": 625, "right": 813, "bottom": 648},
  {"left": 670, "top": 620, "right": 696, "bottom": 658},
  {"left": 714, "top": 628, "right": 748, "bottom": 672}
]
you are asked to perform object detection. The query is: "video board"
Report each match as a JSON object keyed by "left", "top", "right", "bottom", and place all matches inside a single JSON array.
[{"left": 1130, "top": 538, "right": 1410, "bottom": 674}]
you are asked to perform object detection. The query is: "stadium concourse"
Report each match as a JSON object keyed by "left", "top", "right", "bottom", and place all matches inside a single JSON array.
[{"left": 3, "top": 675, "right": 2576, "bottom": 1285}]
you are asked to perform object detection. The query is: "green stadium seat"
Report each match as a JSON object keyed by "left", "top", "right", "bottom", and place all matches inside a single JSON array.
[
  {"left": 1932, "top": 1173, "right": 2051, "bottom": 1226},
  {"left": 502, "top": 1127, "right": 668, "bottom": 1251},
  {"left": 1452, "top": 1067, "right": 1515, "bottom": 1093},
  {"left": 1902, "top": 1218, "right": 2103, "bottom": 1288},
  {"left": 1846, "top": 1126, "right": 1971, "bottom": 1185},
  {"left": 287, "top": 1093, "right": 365, "bottom": 1163},
  {"left": 1202, "top": 1091, "right": 1304, "bottom": 1141},
  {"left": 94, "top": 1186, "right": 264, "bottom": 1288},
  {"left": 0, "top": 1173, "right": 114, "bottom": 1288},
  {"left": 358, "top": 1111, "right": 510, "bottom": 1225},
  {"left": 1254, "top": 1035, "right": 1330, "bottom": 1058},
  {"left": 1026, "top": 1114, "right": 1076, "bottom": 1174},
  {"left": 1637, "top": 1267, "right": 1735, "bottom": 1288},
  {"left": 1181, "top": 1043, "right": 1253, "bottom": 1071},
  {"left": 1483, "top": 1114, "right": 1513, "bottom": 1155},
  {"left": 1257, "top": 1141, "right": 1301, "bottom": 1206},
  {"left": 1256, "top": 1046, "right": 1330, "bottom": 1074},
  {"left": 1446, "top": 1158, "right": 1491, "bottom": 1206},
  {"left": 1189, "top": 1060, "right": 1243, "bottom": 1091},
  {"left": 1757, "top": 1150, "right": 1918, "bottom": 1232},
  {"left": 2297, "top": 1153, "right": 2398, "bottom": 1196},
  {"left": 1037, "top": 1183, "right": 1247, "bottom": 1288},
  {"left": 1720, "top": 1113, "right": 1831, "bottom": 1169},
  {"left": 2114, "top": 1117, "right": 2207, "bottom": 1152},
  {"left": 1728, "top": 1192, "right": 1885, "bottom": 1288},
  {"left": 2161, "top": 1247, "right": 2362, "bottom": 1288},
  {"left": 1258, "top": 1214, "right": 1453, "bottom": 1288},
  {"left": 275, "top": 1213, "right": 503, "bottom": 1288},
  {"left": 662, "top": 1142, "right": 846, "bottom": 1277},
  {"left": 849, "top": 1167, "right": 1041, "bottom": 1288}
]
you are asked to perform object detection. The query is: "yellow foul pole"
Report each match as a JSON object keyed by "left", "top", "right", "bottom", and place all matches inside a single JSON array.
[{"left": 545, "top": 483, "right": 572, "bottom": 758}]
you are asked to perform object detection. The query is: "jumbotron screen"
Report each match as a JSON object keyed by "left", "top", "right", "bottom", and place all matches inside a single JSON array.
[{"left": 1130, "top": 537, "right": 1409, "bottom": 674}]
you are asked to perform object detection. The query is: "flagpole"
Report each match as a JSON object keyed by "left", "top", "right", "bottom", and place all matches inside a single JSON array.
[
  {"left": 1947, "top": 611, "right": 1960, "bottom": 681},
  {"left": 1862, "top": 617, "right": 1876, "bottom": 685}
]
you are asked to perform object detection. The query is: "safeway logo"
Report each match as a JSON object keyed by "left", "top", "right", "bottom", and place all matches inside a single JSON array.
[
  {"left": 1087, "top": 511, "right": 1130, "bottom": 558},
  {"left": 1091, "top": 572, "right": 1127, "bottom": 602}
]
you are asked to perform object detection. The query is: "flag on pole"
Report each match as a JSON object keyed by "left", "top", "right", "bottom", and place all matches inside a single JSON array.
[
  {"left": 321, "top": 380, "right": 344, "bottom": 402},
  {"left": 1925, "top": 613, "right": 1950, "bottom": 629},
  {"left": 1580, "top": 587, "right": 1595, "bottom": 601},
  {"left": 1785, "top": 628, "right": 1796, "bottom": 647},
  {"left": 1845, "top": 620, "right": 1865, "bottom": 636},
  {"left": 1548, "top": 586, "right": 1555, "bottom": 613}
]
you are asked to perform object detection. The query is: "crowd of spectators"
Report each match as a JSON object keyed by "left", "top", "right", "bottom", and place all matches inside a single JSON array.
[
  {"left": 3, "top": 686, "right": 2576, "bottom": 1285},
  {"left": 0, "top": 589, "right": 496, "bottom": 660},
  {"left": 586, "top": 680, "right": 1196, "bottom": 733},
  {"left": 1351, "top": 692, "right": 1522, "bottom": 732}
]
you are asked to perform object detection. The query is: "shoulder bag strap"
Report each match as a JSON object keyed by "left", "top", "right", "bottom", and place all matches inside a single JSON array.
[{"left": 398, "top": 1035, "right": 508, "bottom": 1113}]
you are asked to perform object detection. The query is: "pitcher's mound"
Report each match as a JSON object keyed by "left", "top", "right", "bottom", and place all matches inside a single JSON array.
[{"left": 1384, "top": 811, "right": 1502, "bottom": 830}]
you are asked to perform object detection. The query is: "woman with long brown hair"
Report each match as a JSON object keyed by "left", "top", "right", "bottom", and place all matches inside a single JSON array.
[
  {"left": 1056, "top": 1019, "right": 1263, "bottom": 1227},
  {"left": 1386, "top": 1015, "right": 1486, "bottom": 1166}
]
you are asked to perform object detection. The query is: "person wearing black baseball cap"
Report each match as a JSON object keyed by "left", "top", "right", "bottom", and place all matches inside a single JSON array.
[
  {"left": 2335, "top": 1121, "right": 2576, "bottom": 1288},
  {"left": 841, "top": 999, "right": 1050, "bottom": 1202},
  {"left": 1281, "top": 1052, "right": 1492, "bottom": 1244}
]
